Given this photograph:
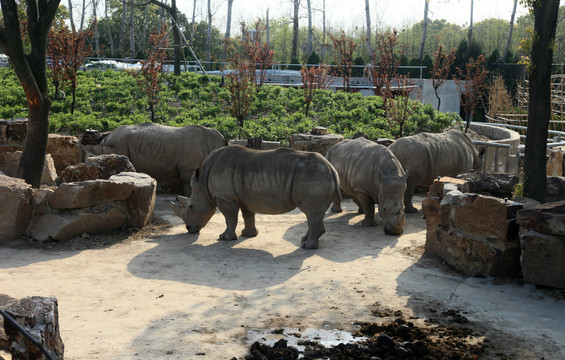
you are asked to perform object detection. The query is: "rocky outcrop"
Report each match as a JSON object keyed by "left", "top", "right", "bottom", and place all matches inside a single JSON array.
[
  {"left": 517, "top": 201, "right": 565, "bottom": 289},
  {"left": 59, "top": 154, "right": 135, "bottom": 183},
  {"left": 0, "top": 175, "right": 33, "bottom": 241},
  {"left": 289, "top": 128, "right": 344, "bottom": 156},
  {"left": 547, "top": 176, "right": 565, "bottom": 202},
  {"left": 47, "top": 133, "right": 81, "bottom": 174},
  {"left": 422, "top": 177, "right": 523, "bottom": 277},
  {"left": 27, "top": 172, "right": 156, "bottom": 242},
  {"left": 4, "top": 151, "right": 58, "bottom": 186},
  {"left": 3, "top": 296, "right": 64, "bottom": 360}
]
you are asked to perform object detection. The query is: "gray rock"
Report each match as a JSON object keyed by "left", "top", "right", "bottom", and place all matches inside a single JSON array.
[{"left": 0, "top": 175, "right": 33, "bottom": 241}]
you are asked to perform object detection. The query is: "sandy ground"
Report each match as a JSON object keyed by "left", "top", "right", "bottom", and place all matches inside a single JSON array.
[{"left": 1, "top": 194, "right": 565, "bottom": 359}]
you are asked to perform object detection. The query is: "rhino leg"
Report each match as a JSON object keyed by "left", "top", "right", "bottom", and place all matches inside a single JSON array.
[
  {"left": 330, "top": 198, "right": 343, "bottom": 213},
  {"left": 354, "top": 193, "right": 376, "bottom": 227},
  {"left": 241, "top": 209, "right": 258, "bottom": 237},
  {"left": 404, "top": 180, "right": 418, "bottom": 213},
  {"left": 217, "top": 199, "right": 239, "bottom": 240},
  {"left": 300, "top": 211, "right": 326, "bottom": 249}
]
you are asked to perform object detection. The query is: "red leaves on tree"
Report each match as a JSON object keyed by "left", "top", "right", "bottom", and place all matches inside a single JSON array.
[
  {"left": 300, "top": 64, "right": 334, "bottom": 117},
  {"left": 455, "top": 55, "right": 489, "bottom": 131},
  {"left": 329, "top": 30, "right": 357, "bottom": 92},
  {"left": 431, "top": 45, "right": 456, "bottom": 111}
]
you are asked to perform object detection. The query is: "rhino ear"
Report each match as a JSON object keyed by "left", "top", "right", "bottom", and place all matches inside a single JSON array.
[
  {"left": 193, "top": 168, "right": 201, "bottom": 181},
  {"left": 176, "top": 195, "right": 190, "bottom": 207}
]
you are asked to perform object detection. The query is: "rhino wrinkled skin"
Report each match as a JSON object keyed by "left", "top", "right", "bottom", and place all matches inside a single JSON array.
[
  {"left": 171, "top": 145, "right": 342, "bottom": 249},
  {"left": 389, "top": 129, "right": 482, "bottom": 213},
  {"left": 326, "top": 137, "right": 407, "bottom": 235},
  {"left": 97, "top": 123, "right": 227, "bottom": 195}
]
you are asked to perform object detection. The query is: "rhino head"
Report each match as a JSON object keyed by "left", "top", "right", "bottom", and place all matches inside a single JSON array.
[
  {"left": 171, "top": 169, "right": 216, "bottom": 233},
  {"left": 378, "top": 170, "right": 408, "bottom": 235}
]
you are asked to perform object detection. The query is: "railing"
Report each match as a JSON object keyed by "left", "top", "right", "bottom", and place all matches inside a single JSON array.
[
  {"left": 0, "top": 309, "right": 56, "bottom": 360},
  {"left": 484, "top": 115, "right": 565, "bottom": 149}
]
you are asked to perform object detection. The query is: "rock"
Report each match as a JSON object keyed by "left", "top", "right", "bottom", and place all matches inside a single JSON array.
[
  {"left": 456, "top": 172, "right": 519, "bottom": 198},
  {"left": 0, "top": 175, "right": 33, "bottom": 241},
  {"left": 0, "top": 118, "right": 27, "bottom": 144},
  {"left": 289, "top": 133, "right": 344, "bottom": 156},
  {"left": 547, "top": 176, "right": 565, "bottom": 202},
  {"left": 0, "top": 144, "right": 23, "bottom": 172},
  {"left": 4, "top": 151, "right": 58, "bottom": 186},
  {"left": 0, "top": 294, "right": 17, "bottom": 352},
  {"left": 516, "top": 201, "right": 565, "bottom": 237},
  {"left": 47, "top": 180, "right": 133, "bottom": 210},
  {"left": 109, "top": 172, "right": 157, "bottom": 227},
  {"left": 3, "top": 296, "right": 64, "bottom": 360},
  {"left": 47, "top": 134, "right": 81, "bottom": 174},
  {"left": 423, "top": 178, "right": 523, "bottom": 277},
  {"left": 80, "top": 128, "right": 109, "bottom": 145},
  {"left": 59, "top": 154, "right": 136, "bottom": 183},
  {"left": 518, "top": 228, "right": 565, "bottom": 289},
  {"left": 546, "top": 150, "right": 564, "bottom": 176},
  {"left": 311, "top": 126, "right": 329, "bottom": 136}
]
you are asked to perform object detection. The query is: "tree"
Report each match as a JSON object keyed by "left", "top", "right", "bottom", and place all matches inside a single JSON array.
[
  {"left": 364, "top": 0, "right": 373, "bottom": 61},
  {"left": 418, "top": 0, "right": 429, "bottom": 62},
  {"left": 523, "top": 0, "right": 560, "bottom": 202},
  {"left": 291, "top": 0, "right": 299, "bottom": 61},
  {"left": 455, "top": 55, "right": 488, "bottom": 132},
  {"left": 329, "top": 30, "right": 357, "bottom": 92},
  {"left": 222, "top": 0, "right": 234, "bottom": 62},
  {"left": 300, "top": 63, "right": 333, "bottom": 117},
  {"left": 147, "top": 0, "right": 182, "bottom": 75},
  {"left": 0, "top": 0, "right": 61, "bottom": 188},
  {"left": 466, "top": 0, "right": 474, "bottom": 58},
  {"left": 502, "top": 0, "right": 518, "bottom": 63},
  {"left": 366, "top": 30, "right": 403, "bottom": 97},
  {"left": 431, "top": 45, "right": 456, "bottom": 110}
]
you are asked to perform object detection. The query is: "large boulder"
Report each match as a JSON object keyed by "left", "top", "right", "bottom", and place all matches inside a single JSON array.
[
  {"left": 0, "top": 175, "right": 33, "bottom": 241},
  {"left": 0, "top": 119, "right": 27, "bottom": 172},
  {"left": 517, "top": 201, "right": 565, "bottom": 289},
  {"left": 290, "top": 128, "right": 344, "bottom": 156},
  {"left": 4, "top": 151, "right": 58, "bottom": 186},
  {"left": 59, "top": 154, "right": 135, "bottom": 183},
  {"left": 423, "top": 177, "right": 523, "bottom": 277},
  {"left": 27, "top": 173, "right": 156, "bottom": 241},
  {"left": 47, "top": 134, "right": 81, "bottom": 174},
  {"left": 3, "top": 296, "right": 64, "bottom": 360}
]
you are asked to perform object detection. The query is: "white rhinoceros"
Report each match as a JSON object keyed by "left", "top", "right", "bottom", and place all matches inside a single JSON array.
[
  {"left": 171, "top": 145, "right": 341, "bottom": 249},
  {"left": 95, "top": 123, "right": 227, "bottom": 195},
  {"left": 389, "top": 129, "right": 482, "bottom": 213},
  {"left": 326, "top": 137, "right": 408, "bottom": 235}
]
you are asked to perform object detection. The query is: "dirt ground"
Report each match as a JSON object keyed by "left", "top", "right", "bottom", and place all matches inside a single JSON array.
[{"left": 1, "top": 194, "right": 565, "bottom": 359}]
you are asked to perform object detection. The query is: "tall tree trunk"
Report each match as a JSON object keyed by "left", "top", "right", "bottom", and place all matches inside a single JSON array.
[
  {"left": 523, "top": 0, "right": 560, "bottom": 202},
  {"left": 322, "top": 0, "right": 326, "bottom": 62},
  {"left": 307, "top": 0, "right": 313, "bottom": 58},
  {"left": 129, "top": 2, "right": 135, "bottom": 57},
  {"left": 502, "top": 0, "right": 518, "bottom": 63},
  {"left": 466, "top": 0, "right": 474, "bottom": 58},
  {"left": 365, "top": 0, "right": 373, "bottom": 62},
  {"left": 119, "top": 0, "right": 127, "bottom": 54},
  {"left": 418, "top": 0, "right": 429, "bottom": 62},
  {"left": 147, "top": 0, "right": 181, "bottom": 75},
  {"left": 0, "top": 0, "right": 61, "bottom": 188},
  {"left": 266, "top": 8, "right": 270, "bottom": 45},
  {"left": 141, "top": 5, "right": 148, "bottom": 55},
  {"left": 105, "top": 0, "right": 114, "bottom": 56},
  {"left": 206, "top": 0, "right": 212, "bottom": 70},
  {"left": 291, "top": 0, "right": 300, "bottom": 61},
  {"left": 92, "top": 0, "right": 100, "bottom": 57},
  {"left": 80, "top": 0, "right": 86, "bottom": 31},
  {"left": 190, "top": 0, "right": 197, "bottom": 45},
  {"left": 222, "top": 0, "right": 234, "bottom": 62},
  {"left": 68, "top": 0, "right": 76, "bottom": 32}
]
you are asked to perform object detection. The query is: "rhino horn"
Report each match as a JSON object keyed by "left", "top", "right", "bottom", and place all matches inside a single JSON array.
[
  {"left": 176, "top": 195, "right": 190, "bottom": 207},
  {"left": 171, "top": 201, "right": 184, "bottom": 219}
]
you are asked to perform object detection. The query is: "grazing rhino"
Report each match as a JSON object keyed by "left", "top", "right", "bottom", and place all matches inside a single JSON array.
[
  {"left": 326, "top": 137, "right": 408, "bottom": 235},
  {"left": 96, "top": 123, "right": 227, "bottom": 195},
  {"left": 171, "top": 145, "right": 342, "bottom": 249},
  {"left": 389, "top": 129, "right": 482, "bottom": 213}
]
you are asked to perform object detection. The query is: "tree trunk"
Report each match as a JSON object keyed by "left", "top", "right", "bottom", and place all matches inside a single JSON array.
[
  {"left": 105, "top": 0, "right": 114, "bottom": 56},
  {"left": 322, "top": 0, "right": 326, "bottom": 62},
  {"left": 222, "top": 0, "right": 234, "bottom": 62},
  {"left": 266, "top": 8, "right": 270, "bottom": 45},
  {"left": 307, "top": 0, "right": 313, "bottom": 58},
  {"left": 120, "top": 0, "right": 127, "bottom": 54},
  {"left": 418, "top": 0, "right": 429, "bottom": 62},
  {"left": 466, "top": 0, "right": 474, "bottom": 58},
  {"left": 190, "top": 0, "right": 197, "bottom": 45},
  {"left": 0, "top": 0, "right": 60, "bottom": 188},
  {"left": 129, "top": 2, "right": 135, "bottom": 57},
  {"left": 291, "top": 0, "right": 300, "bottom": 61},
  {"left": 171, "top": 0, "right": 181, "bottom": 75},
  {"left": 523, "top": 0, "right": 560, "bottom": 202},
  {"left": 141, "top": 5, "right": 148, "bottom": 54},
  {"left": 365, "top": 0, "right": 373, "bottom": 62},
  {"left": 206, "top": 0, "right": 212, "bottom": 70},
  {"left": 502, "top": 0, "right": 518, "bottom": 63},
  {"left": 68, "top": 0, "right": 76, "bottom": 32},
  {"left": 93, "top": 0, "right": 100, "bottom": 57},
  {"left": 80, "top": 0, "right": 86, "bottom": 31}
]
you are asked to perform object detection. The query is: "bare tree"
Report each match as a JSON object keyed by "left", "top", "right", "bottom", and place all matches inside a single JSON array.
[
  {"left": 206, "top": 0, "right": 212, "bottom": 69},
  {"left": 466, "top": 0, "right": 474, "bottom": 58},
  {"left": 502, "top": 0, "right": 518, "bottom": 63},
  {"left": 291, "top": 0, "right": 300, "bottom": 61},
  {"left": 105, "top": 0, "right": 114, "bottom": 56},
  {"left": 147, "top": 0, "right": 182, "bottom": 75},
  {"left": 307, "top": 0, "right": 313, "bottom": 57},
  {"left": 92, "top": 0, "right": 100, "bottom": 56},
  {"left": 80, "top": 0, "right": 87, "bottom": 30},
  {"left": 129, "top": 1, "right": 135, "bottom": 57},
  {"left": 190, "top": 0, "right": 196, "bottom": 45},
  {"left": 365, "top": 0, "right": 373, "bottom": 61},
  {"left": 418, "top": 0, "right": 429, "bottom": 62},
  {"left": 222, "top": 0, "right": 234, "bottom": 62},
  {"left": 119, "top": 0, "right": 127, "bottom": 53},
  {"left": 68, "top": 0, "right": 76, "bottom": 32},
  {"left": 0, "top": 0, "right": 61, "bottom": 187}
]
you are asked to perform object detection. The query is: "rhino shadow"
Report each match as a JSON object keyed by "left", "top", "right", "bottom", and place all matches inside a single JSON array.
[{"left": 127, "top": 229, "right": 314, "bottom": 291}]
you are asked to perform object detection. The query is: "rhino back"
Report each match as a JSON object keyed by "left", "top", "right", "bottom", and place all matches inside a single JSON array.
[
  {"left": 202, "top": 146, "right": 338, "bottom": 214},
  {"left": 327, "top": 138, "right": 403, "bottom": 201},
  {"left": 101, "top": 123, "right": 226, "bottom": 176}
]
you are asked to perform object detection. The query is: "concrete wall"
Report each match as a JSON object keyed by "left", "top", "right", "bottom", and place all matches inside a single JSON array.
[{"left": 412, "top": 79, "right": 461, "bottom": 114}]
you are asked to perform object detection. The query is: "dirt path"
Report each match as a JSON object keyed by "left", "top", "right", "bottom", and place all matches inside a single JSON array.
[{"left": 1, "top": 195, "right": 564, "bottom": 359}]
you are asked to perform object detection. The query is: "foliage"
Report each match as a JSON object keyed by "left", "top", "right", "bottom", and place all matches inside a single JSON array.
[
  {"left": 300, "top": 63, "right": 334, "bottom": 117},
  {"left": 366, "top": 30, "right": 404, "bottom": 97},
  {"left": 0, "top": 67, "right": 461, "bottom": 146},
  {"left": 386, "top": 76, "right": 419, "bottom": 138},
  {"left": 329, "top": 30, "right": 357, "bottom": 92},
  {"left": 431, "top": 45, "right": 457, "bottom": 110},
  {"left": 455, "top": 55, "right": 490, "bottom": 130}
]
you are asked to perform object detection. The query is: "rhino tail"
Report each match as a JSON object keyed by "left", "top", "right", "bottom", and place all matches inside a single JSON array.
[{"left": 330, "top": 163, "right": 342, "bottom": 204}]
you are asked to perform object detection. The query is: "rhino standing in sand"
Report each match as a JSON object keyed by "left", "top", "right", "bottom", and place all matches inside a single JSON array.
[
  {"left": 171, "top": 145, "right": 341, "bottom": 249},
  {"left": 326, "top": 137, "right": 408, "bottom": 235},
  {"left": 389, "top": 129, "right": 482, "bottom": 213},
  {"left": 95, "top": 123, "right": 227, "bottom": 195}
]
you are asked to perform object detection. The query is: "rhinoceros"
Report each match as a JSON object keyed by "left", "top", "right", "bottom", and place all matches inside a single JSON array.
[
  {"left": 326, "top": 137, "right": 408, "bottom": 235},
  {"left": 171, "top": 145, "right": 341, "bottom": 249},
  {"left": 389, "top": 129, "right": 482, "bottom": 213},
  {"left": 95, "top": 123, "right": 227, "bottom": 195}
]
